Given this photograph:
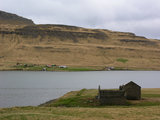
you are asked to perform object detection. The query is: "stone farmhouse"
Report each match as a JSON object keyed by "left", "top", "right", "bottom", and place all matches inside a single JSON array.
[{"left": 98, "top": 81, "right": 141, "bottom": 105}]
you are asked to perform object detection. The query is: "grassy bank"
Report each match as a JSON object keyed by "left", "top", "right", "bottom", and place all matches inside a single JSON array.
[
  {"left": 0, "top": 88, "right": 160, "bottom": 120},
  {"left": 40, "top": 89, "right": 100, "bottom": 107},
  {"left": 41, "top": 88, "right": 160, "bottom": 107}
]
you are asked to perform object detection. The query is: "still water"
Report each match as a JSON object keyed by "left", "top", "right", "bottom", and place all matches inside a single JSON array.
[{"left": 0, "top": 71, "right": 160, "bottom": 108}]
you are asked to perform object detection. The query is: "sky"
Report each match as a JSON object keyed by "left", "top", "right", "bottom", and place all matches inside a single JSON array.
[{"left": 0, "top": 0, "right": 160, "bottom": 39}]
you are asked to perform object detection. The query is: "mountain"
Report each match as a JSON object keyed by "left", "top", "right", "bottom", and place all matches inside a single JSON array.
[
  {"left": 0, "top": 10, "right": 34, "bottom": 25},
  {"left": 0, "top": 11, "right": 160, "bottom": 70}
]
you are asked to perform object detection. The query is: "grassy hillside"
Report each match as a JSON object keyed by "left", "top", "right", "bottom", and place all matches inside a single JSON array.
[
  {"left": 0, "top": 13, "right": 160, "bottom": 70},
  {"left": 0, "top": 88, "right": 160, "bottom": 120}
]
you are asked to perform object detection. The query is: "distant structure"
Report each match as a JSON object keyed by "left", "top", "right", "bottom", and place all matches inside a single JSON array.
[
  {"left": 120, "top": 81, "right": 141, "bottom": 100},
  {"left": 106, "top": 67, "right": 115, "bottom": 71},
  {"left": 98, "top": 81, "right": 141, "bottom": 105},
  {"left": 42, "top": 68, "right": 46, "bottom": 71},
  {"left": 59, "top": 65, "right": 67, "bottom": 68}
]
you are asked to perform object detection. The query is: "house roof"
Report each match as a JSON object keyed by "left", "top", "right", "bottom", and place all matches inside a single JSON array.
[{"left": 124, "top": 81, "right": 141, "bottom": 88}]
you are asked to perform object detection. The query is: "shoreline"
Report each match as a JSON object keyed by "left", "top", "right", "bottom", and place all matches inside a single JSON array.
[
  {"left": 1, "top": 63, "right": 160, "bottom": 71},
  {"left": 0, "top": 88, "right": 160, "bottom": 109},
  {"left": 0, "top": 69, "right": 159, "bottom": 72},
  {"left": 0, "top": 67, "right": 159, "bottom": 72}
]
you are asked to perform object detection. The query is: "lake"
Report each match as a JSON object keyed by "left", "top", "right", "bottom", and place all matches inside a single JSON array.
[{"left": 0, "top": 71, "right": 160, "bottom": 108}]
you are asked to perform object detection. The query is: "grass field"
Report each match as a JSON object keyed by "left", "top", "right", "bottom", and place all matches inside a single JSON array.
[
  {"left": 0, "top": 106, "right": 160, "bottom": 120},
  {"left": 0, "top": 88, "right": 160, "bottom": 120}
]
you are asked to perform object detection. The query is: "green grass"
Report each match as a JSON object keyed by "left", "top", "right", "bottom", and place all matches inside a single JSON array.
[
  {"left": 13, "top": 64, "right": 97, "bottom": 71},
  {"left": 13, "top": 64, "right": 45, "bottom": 71},
  {"left": 1, "top": 106, "right": 160, "bottom": 120},
  {"left": 117, "top": 58, "right": 128, "bottom": 63},
  {"left": 132, "top": 101, "right": 160, "bottom": 107},
  {"left": 142, "top": 94, "right": 160, "bottom": 98},
  {"left": 47, "top": 67, "right": 96, "bottom": 71},
  {"left": 42, "top": 89, "right": 99, "bottom": 107}
]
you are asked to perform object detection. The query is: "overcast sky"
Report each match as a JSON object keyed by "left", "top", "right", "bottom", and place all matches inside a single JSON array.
[{"left": 0, "top": 0, "right": 160, "bottom": 39}]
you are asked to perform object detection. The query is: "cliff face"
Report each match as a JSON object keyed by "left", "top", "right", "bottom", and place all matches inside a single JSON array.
[
  {"left": 0, "top": 10, "right": 34, "bottom": 25},
  {"left": 0, "top": 11, "right": 160, "bottom": 70}
]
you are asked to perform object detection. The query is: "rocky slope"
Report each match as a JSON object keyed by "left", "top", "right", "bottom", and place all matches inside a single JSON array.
[
  {"left": 0, "top": 11, "right": 160, "bottom": 70},
  {"left": 0, "top": 10, "right": 34, "bottom": 25}
]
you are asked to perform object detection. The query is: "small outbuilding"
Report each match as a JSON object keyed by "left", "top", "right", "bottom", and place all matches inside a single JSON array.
[{"left": 120, "top": 81, "right": 141, "bottom": 100}]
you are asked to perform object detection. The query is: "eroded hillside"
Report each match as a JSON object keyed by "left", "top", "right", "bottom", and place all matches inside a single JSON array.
[
  {"left": 0, "top": 24, "right": 160, "bottom": 70},
  {"left": 0, "top": 10, "right": 34, "bottom": 25}
]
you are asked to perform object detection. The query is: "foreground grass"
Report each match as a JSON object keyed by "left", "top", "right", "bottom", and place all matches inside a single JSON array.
[
  {"left": 0, "top": 89, "right": 160, "bottom": 120},
  {"left": 0, "top": 106, "right": 160, "bottom": 120}
]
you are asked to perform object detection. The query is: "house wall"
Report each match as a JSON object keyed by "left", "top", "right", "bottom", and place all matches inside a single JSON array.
[
  {"left": 99, "top": 97, "right": 127, "bottom": 105},
  {"left": 123, "top": 85, "right": 141, "bottom": 100},
  {"left": 99, "top": 90, "right": 124, "bottom": 98},
  {"left": 98, "top": 90, "right": 126, "bottom": 105}
]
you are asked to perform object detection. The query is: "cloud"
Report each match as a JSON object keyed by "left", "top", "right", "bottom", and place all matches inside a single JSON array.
[{"left": 0, "top": 0, "right": 160, "bottom": 39}]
